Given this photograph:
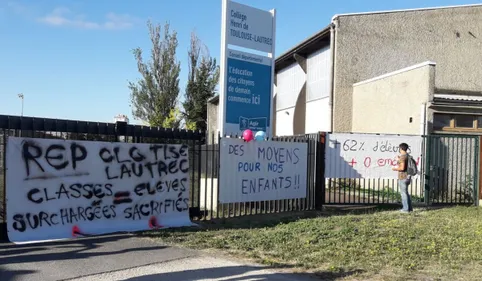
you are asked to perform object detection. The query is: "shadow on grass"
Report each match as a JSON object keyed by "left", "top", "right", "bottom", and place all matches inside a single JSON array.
[
  {"left": 314, "top": 269, "right": 365, "bottom": 281},
  {"left": 121, "top": 265, "right": 364, "bottom": 281},
  {"left": 141, "top": 204, "right": 462, "bottom": 236}
]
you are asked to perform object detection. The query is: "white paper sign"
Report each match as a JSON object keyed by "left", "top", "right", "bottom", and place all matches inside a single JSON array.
[
  {"left": 219, "top": 138, "right": 307, "bottom": 203},
  {"left": 6, "top": 137, "right": 194, "bottom": 244},
  {"left": 226, "top": 0, "right": 274, "bottom": 53},
  {"left": 325, "top": 133, "right": 423, "bottom": 179}
]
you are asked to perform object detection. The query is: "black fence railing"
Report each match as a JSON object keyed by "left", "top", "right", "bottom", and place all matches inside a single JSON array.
[
  {"left": 424, "top": 134, "right": 479, "bottom": 205},
  {"left": 2, "top": 114, "right": 478, "bottom": 242},
  {"left": 0, "top": 114, "right": 324, "bottom": 241},
  {"left": 195, "top": 132, "right": 323, "bottom": 220},
  {"left": 0, "top": 114, "right": 205, "bottom": 241},
  {"left": 322, "top": 134, "right": 480, "bottom": 207}
]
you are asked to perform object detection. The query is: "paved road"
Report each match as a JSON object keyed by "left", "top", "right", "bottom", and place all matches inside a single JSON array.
[{"left": 0, "top": 234, "right": 318, "bottom": 281}]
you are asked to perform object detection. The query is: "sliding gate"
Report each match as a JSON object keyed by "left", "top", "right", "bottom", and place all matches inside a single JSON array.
[{"left": 424, "top": 134, "right": 479, "bottom": 205}]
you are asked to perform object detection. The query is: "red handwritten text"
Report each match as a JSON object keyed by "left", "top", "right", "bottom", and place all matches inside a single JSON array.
[{"left": 356, "top": 156, "right": 421, "bottom": 168}]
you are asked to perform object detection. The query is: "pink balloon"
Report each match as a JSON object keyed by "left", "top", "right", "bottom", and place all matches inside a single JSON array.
[{"left": 242, "top": 129, "right": 254, "bottom": 142}]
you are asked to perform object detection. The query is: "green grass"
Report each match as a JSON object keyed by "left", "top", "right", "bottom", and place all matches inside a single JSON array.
[
  {"left": 143, "top": 207, "right": 482, "bottom": 280},
  {"left": 331, "top": 180, "right": 426, "bottom": 204},
  {"left": 358, "top": 187, "right": 425, "bottom": 203}
]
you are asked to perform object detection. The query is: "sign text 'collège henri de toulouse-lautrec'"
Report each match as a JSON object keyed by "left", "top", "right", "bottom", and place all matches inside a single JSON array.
[
  {"left": 227, "top": 1, "right": 274, "bottom": 53},
  {"left": 219, "top": 138, "right": 307, "bottom": 203},
  {"left": 6, "top": 137, "right": 193, "bottom": 244},
  {"left": 229, "top": 10, "right": 273, "bottom": 50},
  {"left": 325, "top": 133, "right": 423, "bottom": 179},
  {"left": 220, "top": 0, "right": 275, "bottom": 137}
]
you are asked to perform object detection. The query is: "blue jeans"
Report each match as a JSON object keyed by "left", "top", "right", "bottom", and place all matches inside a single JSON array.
[{"left": 399, "top": 179, "right": 413, "bottom": 212}]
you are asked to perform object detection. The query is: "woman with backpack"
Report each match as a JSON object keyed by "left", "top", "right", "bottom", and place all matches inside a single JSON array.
[{"left": 392, "top": 143, "right": 414, "bottom": 213}]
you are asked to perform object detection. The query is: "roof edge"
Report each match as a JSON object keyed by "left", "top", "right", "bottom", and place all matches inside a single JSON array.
[
  {"left": 332, "top": 3, "right": 482, "bottom": 21},
  {"left": 275, "top": 25, "right": 331, "bottom": 63},
  {"left": 435, "top": 88, "right": 482, "bottom": 96},
  {"left": 434, "top": 93, "right": 482, "bottom": 102},
  {"left": 353, "top": 61, "right": 436, "bottom": 87}
]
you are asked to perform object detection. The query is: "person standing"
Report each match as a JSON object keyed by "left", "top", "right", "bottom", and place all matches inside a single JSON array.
[{"left": 392, "top": 143, "right": 413, "bottom": 213}]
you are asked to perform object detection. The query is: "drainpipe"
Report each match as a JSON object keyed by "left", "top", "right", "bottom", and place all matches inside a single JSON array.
[
  {"left": 420, "top": 103, "right": 427, "bottom": 136},
  {"left": 328, "top": 19, "right": 337, "bottom": 133}
]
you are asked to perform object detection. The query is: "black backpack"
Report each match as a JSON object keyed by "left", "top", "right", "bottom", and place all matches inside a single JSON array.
[{"left": 406, "top": 154, "right": 418, "bottom": 176}]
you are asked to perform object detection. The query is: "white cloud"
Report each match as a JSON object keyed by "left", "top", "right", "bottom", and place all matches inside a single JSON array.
[
  {"left": 6, "top": 1, "right": 35, "bottom": 17},
  {"left": 38, "top": 7, "right": 138, "bottom": 30}
]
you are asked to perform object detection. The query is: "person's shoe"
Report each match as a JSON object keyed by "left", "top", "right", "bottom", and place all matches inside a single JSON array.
[{"left": 400, "top": 210, "right": 410, "bottom": 213}]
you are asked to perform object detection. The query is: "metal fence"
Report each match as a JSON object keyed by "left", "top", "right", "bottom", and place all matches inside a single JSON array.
[
  {"left": 0, "top": 114, "right": 204, "bottom": 239},
  {"left": 324, "top": 177, "right": 425, "bottom": 206},
  {"left": 424, "top": 134, "right": 479, "bottom": 205},
  {"left": 1, "top": 114, "right": 478, "bottom": 242},
  {"left": 0, "top": 115, "right": 324, "bottom": 238},
  {"left": 322, "top": 134, "right": 480, "bottom": 206},
  {"left": 194, "top": 132, "right": 323, "bottom": 220},
  {"left": 322, "top": 133, "right": 425, "bottom": 206}
]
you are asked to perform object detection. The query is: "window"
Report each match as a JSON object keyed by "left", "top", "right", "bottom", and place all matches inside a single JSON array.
[
  {"left": 454, "top": 115, "right": 474, "bottom": 128},
  {"left": 477, "top": 116, "right": 482, "bottom": 128},
  {"left": 434, "top": 113, "right": 482, "bottom": 131},
  {"left": 433, "top": 114, "right": 451, "bottom": 130}
]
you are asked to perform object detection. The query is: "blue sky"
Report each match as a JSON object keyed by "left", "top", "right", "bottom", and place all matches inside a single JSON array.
[{"left": 1, "top": 0, "right": 480, "bottom": 124}]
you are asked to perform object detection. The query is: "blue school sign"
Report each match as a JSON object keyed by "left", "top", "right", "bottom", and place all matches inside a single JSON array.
[{"left": 224, "top": 49, "right": 272, "bottom": 135}]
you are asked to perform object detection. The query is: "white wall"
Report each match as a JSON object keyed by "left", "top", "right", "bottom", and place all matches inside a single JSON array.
[
  {"left": 275, "top": 46, "right": 331, "bottom": 136},
  {"left": 276, "top": 63, "right": 305, "bottom": 110},
  {"left": 306, "top": 46, "right": 330, "bottom": 101},
  {"left": 275, "top": 107, "right": 296, "bottom": 136},
  {"left": 306, "top": 98, "right": 330, "bottom": 133},
  {"left": 305, "top": 46, "right": 331, "bottom": 133},
  {"left": 275, "top": 61, "right": 305, "bottom": 136}
]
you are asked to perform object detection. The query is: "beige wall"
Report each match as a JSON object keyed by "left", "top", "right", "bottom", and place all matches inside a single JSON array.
[
  {"left": 333, "top": 5, "right": 482, "bottom": 132},
  {"left": 206, "top": 101, "right": 218, "bottom": 143},
  {"left": 352, "top": 63, "right": 435, "bottom": 135}
]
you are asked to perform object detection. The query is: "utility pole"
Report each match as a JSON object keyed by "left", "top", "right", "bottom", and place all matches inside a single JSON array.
[{"left": 18, "top": 93, "right": 24, "bottom": 116}]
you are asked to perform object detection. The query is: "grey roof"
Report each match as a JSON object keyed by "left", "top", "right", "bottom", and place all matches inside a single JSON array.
[{"left": 275, "top": 25, "right": 331, "bottom": 72}]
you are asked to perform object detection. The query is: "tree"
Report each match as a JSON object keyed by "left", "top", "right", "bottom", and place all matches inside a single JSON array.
[
  {"left": 128, "top": 20, "right": 181, "bottom": 128},
  {"left": 182, "top": 32, "right": 220, "bottom": 131},
  {"left": 162, "top": 107, "right": 182, "bottom": 129}
]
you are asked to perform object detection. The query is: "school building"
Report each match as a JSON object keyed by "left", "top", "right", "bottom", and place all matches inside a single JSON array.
[{"left": 208, "top": 4, "right": 482, "bottom": 137}]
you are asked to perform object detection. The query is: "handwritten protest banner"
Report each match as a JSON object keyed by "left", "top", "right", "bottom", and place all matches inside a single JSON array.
[
  {"left": 325, "top": 133, "right": 423, "bottom": 179},
  {"left": 6, "top": 137, "right": 193, "bottom": 244},
  {"left": 219, "top": 138, "right": 307, "bottom": 203}
]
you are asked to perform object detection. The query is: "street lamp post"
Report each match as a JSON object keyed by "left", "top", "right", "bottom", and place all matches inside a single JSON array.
[{"left": 18, "top": 93, "right": 24, "bottom": 116}]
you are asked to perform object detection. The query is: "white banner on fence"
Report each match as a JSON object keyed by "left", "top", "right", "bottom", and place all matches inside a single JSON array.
[
  {"left": 219, "top": 138, "right": 307, "bottom": 203},
  {"left": 325, "top": 133, "right": 423, "bottom": 179},
  {"left": 6, "top": 137, "right": 194, "bottom": 244}
]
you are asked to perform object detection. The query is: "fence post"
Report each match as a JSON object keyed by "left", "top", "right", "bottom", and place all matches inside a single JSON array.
[
  {"left": 424, "top": 136, "right": 432, "bottom": 206},
  {"left": 194, "top": 131, "right": 200, "bottom": 213},
  {"left": 115, "top": 121, "right": 128, "bottom": 143},
  {"left": 0, "top": 130, "right": 6, "bottom": 241},
  {"left": 315, "top": 132, "right": 325, "bottom": 210},
  {"left": 476, "top": 136, "right": 481, "bottom": 206},
  {"left": 217, "top": 131, "right": 222, "bottom": 218}
]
